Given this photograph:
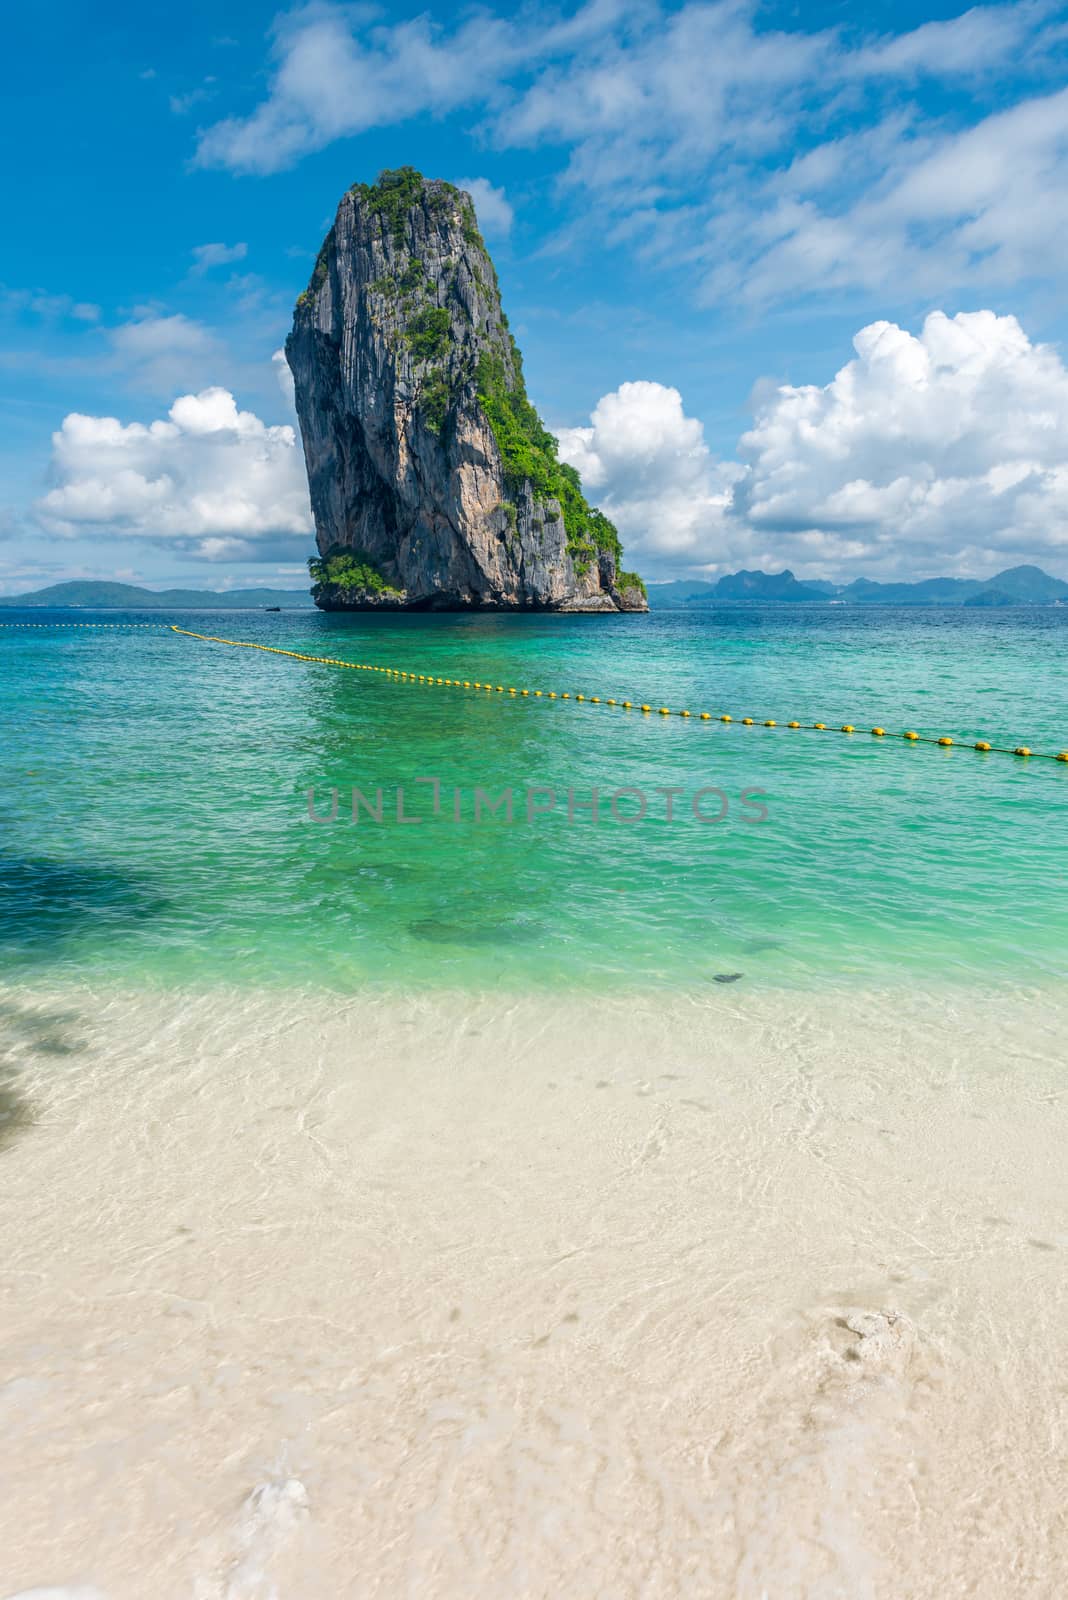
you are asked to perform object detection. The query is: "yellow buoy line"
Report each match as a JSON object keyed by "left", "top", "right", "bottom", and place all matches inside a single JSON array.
[
  {"left": 169, "top": 626, "right": 1068, "bottom": 765},
  {"left": 0, "top": 621, "right": 163, "bottom": 627}
]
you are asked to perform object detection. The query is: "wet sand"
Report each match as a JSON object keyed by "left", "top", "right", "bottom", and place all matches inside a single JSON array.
[{"left": 1, "top": 984, "right": 1066, "bottom": 1598}]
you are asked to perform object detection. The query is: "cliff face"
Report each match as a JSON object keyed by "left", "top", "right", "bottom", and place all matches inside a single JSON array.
[{"left": 285, "top": 169, "right": 646, "bottom": 613}]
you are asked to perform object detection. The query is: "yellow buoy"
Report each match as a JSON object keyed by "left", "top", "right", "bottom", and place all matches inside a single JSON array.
[
  {"left": 659, "top": 706, "right": 670, "bottom": 715},
  {"left": 720, "top": 714, "right": 732, "bottom": 723},
  {"left": 938, "top": 737, "right": 953, "bottom": 747},
  {"left": 975, "top": 740, "right": 991, "bottom": 751},
  {"left": 641, "top": 704, "right": 652, "bottom": 713},
  {"left": 764, "top": 719, "right": 776, "bottom": 727},
  {"left": 871, "top": 727, "right": 886, "bottom": 736},
  {"left": 521, "top": 689, "right": 529, "bottom": 696},
  {"left": 509, "top": 688, "right": 517, "bottom": 695},
  {"left": 1014, "top": 746, "right": 1031, "bottom": 757},
  {"left": 813, "top": 722, "right": 826, "bottom": 730},
  {"left": 841, "top": 724, "right": 855, "bottom": 733},
  {"left": 742, "top": 717, "right": 754, "bottom": 726},
  {"left": 787, "top": 721, "right": 800, "bottom": 729},
  {"left": 548, "top": 692, "right": 557, "bottom": 698},
  {"left": 1057, "top": 752, "right": 1068, "bottom": 762},
  {"left": 590, "top": 696, "right": 600, "bottom": 703},
  {"left": 607, "top": 698, "right": 616, "bottom": 705},
  {"left": 622, "top": 700, "right": 632, "bottom": 708},
  {"left": 576, "top": 693, "right": 585, "bottom": 701},
  {"left": 562, "top": 693, "right": 570, "bottom": 699},
  {"left": 679, "top": 709, "right": 691, "bottom": 717},
  {"left": 534, "top": 690, "right": 542, "bottom": 697},
  {"left": 904, "top": 730, "right": 918, "bottom": 740},
  {"left": 700, "top": 712, "right": 711, "bottom": 720}
]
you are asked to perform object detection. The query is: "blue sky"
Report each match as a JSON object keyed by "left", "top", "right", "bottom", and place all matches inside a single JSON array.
[{"left": 3, "top": 0, "right": 1068, "bottom": 591}]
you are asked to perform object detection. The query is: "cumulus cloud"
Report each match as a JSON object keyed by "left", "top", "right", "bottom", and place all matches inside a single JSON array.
[
  {"left": 455, "top": 177, "right": 513, "bottom": 237},
  {"left": 735, "top": 310, "right": 1068, "bottom": 571},
  {"left": 36, "top": 385, "right": 312, "bottom": 560},
  {"left": 190, "top": 241, "right": 248, "bottom": 274},
  {"left": 557, "top": 311, "right": 1068, "bottom": 578},
  {"left": 557, "top": 382, "right": 739, "bottom": 560}
]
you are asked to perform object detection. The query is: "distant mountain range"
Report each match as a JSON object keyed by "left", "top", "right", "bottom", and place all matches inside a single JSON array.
[
  {"left": 0, "top": 581, "right": 316, "bottom": 609},
  {"left": 648, "top": 565, "right": 1068, "bottom": 607},
  {"left": 4, "top": 567, "right": 1067, "bottom": 612}
]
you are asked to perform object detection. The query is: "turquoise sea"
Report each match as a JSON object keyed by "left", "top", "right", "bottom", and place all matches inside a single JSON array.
[
  {"left": 3, "top": 603, "right": 1068, "bottom": 1600},
  {"left": 3, "top": 603, "right": 1067, "bottom": 993}
]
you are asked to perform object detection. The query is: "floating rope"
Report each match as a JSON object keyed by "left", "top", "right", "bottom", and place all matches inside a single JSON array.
[
  {"left": 169, "top": 626, "right": 1068, "bottom": 764},
  {"left": 0, "top": 621, "right": 162, "bottom": 628}
]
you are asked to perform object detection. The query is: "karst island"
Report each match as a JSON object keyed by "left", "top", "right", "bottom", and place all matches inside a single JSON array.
[{"left": 286, "top": 168, "right": 647, "bottom": 613}]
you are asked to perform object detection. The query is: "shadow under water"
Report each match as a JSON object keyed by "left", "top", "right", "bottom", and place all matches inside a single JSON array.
[
  {"left": 0, "top": 854, "right": 168, "bottom": 971},
  {"left": 0, "top": 997, "right": 89, "bottom": 1153},
  {"left": 0, "top": 1066, "right": 31, "bottom": 1151}
]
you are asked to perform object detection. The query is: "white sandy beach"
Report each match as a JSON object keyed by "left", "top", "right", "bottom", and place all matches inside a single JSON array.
[{"left": 1, "top": 984, "right": 1066, "bottom": 1599}]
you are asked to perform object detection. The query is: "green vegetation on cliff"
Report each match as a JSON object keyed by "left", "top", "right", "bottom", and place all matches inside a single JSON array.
[
  {"left": 615, "top": 569, "right": 648, "bottom": 598},
  {"left": 405, "top": 306, "right": 450, "bottom": 362},
  {"left": 308, "top": 552, "right": 401, "bottom": 596},
  {"left": 296, "top": 230, "right": 334, "bottom": 309},
  {"left": 475, "top": 348, "right": 624, "bottom": 574},
  {"left": 350, "top": 167, "right": 461, "bottom": 247}
]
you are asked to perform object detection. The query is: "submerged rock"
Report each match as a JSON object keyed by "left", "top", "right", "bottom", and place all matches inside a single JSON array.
[{"left": 285, "top": 168, "right": 647, "bottom": 614}]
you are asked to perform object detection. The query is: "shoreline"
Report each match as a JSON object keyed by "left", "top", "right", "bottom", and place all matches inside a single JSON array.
[{"left": 1, "top": 983, "right": 1066, "bottom": 1596}]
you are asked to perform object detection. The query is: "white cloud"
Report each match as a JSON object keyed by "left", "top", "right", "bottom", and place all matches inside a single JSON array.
[
  {"left": 557, "top": 381, "right": 739, "bottom": 559},
  {"left": 36, "top": 385, "right": 312, "bottom": 558},
  {"left": 170, "top": 86, "right": 213, "bottom": 116},
  {"left": 734, "top": 309, "right": 1068, "bottom": 572},
  {"left": 272, "top": 347, "right": 296, "bottom": 410},
  {"left": 107, "top": 313, "right": 224, "bottom": 394},
  {"left": 455, "top": 177, "right": 513, "bottom": 237},
  {"left": 2, "top": 287, "right": 100, "bottom": 322},
  {"left": 195, "top": 9, "right": 520, "bottom": 175},
  {"left": 847, "top": 0, "right": 1051, "bottom": 77},
  {"left": 557, "top": 312, "right": 1068, "bottom": 578},
  {"left": 192, "top": 1, "right": 1068, "bottom": 311},
  {"left": 703, "top": 87, "right": 1068, "bottom": 306},
  {"left": 190, "top": 241, "right": 248, "bottom": 274}
]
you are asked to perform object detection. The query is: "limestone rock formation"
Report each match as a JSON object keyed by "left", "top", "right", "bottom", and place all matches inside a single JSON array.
[{"left": 285, "top": 169, "right": 647, "bottom": 613}]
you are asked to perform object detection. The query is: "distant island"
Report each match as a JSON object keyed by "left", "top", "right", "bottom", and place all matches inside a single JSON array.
[
  {"left": 0, "top": 581, "right": 317, "bottom": 609},
  {"left": 5, "top": 564, "right": 1067, "bottom": 611},
  {"left": 648, "top": 564, "right": 1068, "bottom": 608}
]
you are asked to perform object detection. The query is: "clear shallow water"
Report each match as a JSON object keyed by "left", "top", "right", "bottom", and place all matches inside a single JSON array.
[
  {"left": 2, "top": 603, "right": 1067, "bottom": 992},
  {"left": 1, "top": 984, "right": 1065, "bottom": 1600}
]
